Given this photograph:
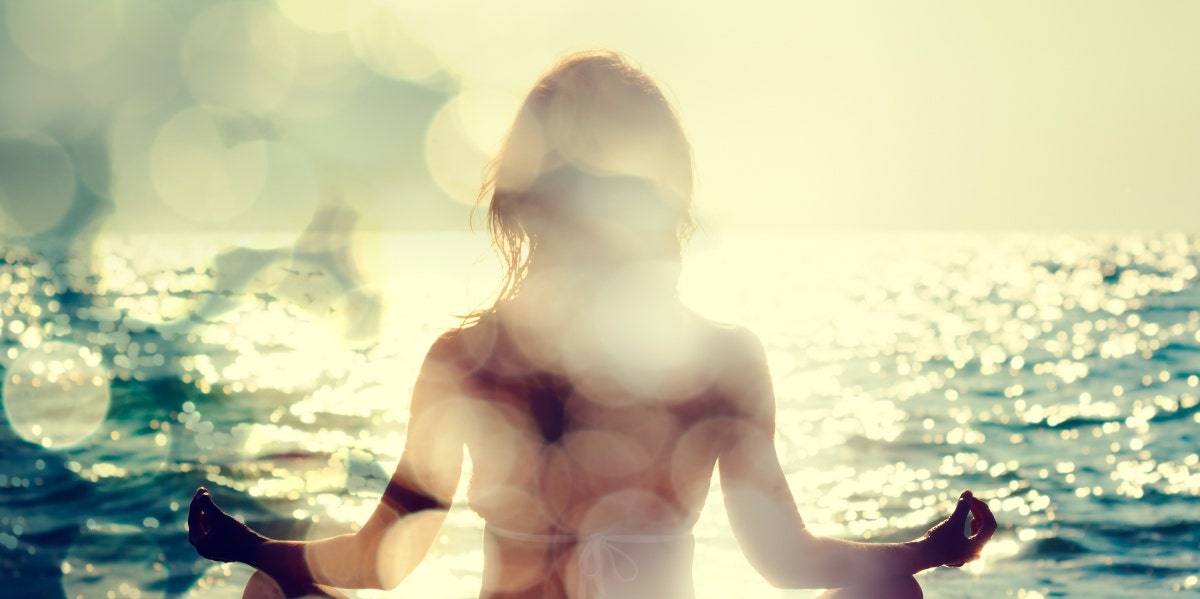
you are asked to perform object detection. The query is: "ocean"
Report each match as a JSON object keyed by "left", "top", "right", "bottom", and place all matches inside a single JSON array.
[{"left": 1, "top": 230, "right": 1198, "bottom": 598}]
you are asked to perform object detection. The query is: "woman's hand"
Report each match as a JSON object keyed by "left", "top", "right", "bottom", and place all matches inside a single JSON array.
[
  {"left": 188, "top": 487, "right": 268, "bottom": 564},
  {"left": 918, "top": 490, "right": 997, "bottom": 568}
]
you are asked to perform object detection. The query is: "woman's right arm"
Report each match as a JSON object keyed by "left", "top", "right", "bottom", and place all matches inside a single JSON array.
[
  {"left": 189, "top": 335, "right": 468, "bottom": 594},
  {"left": 714, "top": 326, "right": 996, "bottom": 589}
]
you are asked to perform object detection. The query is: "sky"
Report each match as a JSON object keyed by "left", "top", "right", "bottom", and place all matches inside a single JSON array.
[
  {"left": 1, "top": 0, "right": 1198, "bottom": 237},
  {"left": 408, "top": 0, "right": 1200, "bottom": 231}
]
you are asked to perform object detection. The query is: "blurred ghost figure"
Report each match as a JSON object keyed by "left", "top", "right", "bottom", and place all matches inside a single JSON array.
[{"left": 188, "top": 50, "right": 995, "bottom": 599}]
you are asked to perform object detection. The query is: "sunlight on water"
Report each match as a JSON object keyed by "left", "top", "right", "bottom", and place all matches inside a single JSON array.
[
  {"left": 1, "top": 1, "right": 1197, "bottom": 596},
  {"left": 62, "top": 522, "right": 165, "bottom": 599},
  {"left": 3, "top": 231, "right": 1200, "bottom": 597},
  {"left": 182, "top": 562, "right": 259, "bottom": 599},
  {"left": 92, "top": 235, "right": 214, "bottom": 329},
  {"left": 679, "top": 232, "right": 1200, "bottom": 597}
]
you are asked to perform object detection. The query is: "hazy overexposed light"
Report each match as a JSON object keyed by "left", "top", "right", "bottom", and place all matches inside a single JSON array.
[
  {"left": 347, "top": 3, "right": 444, "bottom": 83},
  {"left": 274, "top": 0, "right": 372, "bottom": 34},
  {"left": 213, "top": 309, "right": 352, "bottom": 391},
  {"left": 150, "top": 106, "right": 269, "bottom": 227},
  {"left": 586, "top": 260, "right": 702, "bottom": 397},
  {"left": 422, "top": 111, "right": 484, "bottom": 204},
  {"left": 112, "top": 107, "right": 322, "bottom": 238},
  {"left": 90, "top": 233, "right": 223, "bottom": 327},
  {"left": 179, "top": 1, "right": 299, "bottom": 113},
  {"left": 4, "top": 0, "right": 126, "bottom": 70},
  {"left": 384, "top": 0, "right": 554, "bottom": 90},
  {"left": 355, "top": 232, "right": 498, "bottom": 338},
  {"left": 425, "top": 90, "right": 523, "bottom": 205},
  {"left": 270, "top": 29, "right": 365, "bottom": 122},
  {"left": 2, "top": 342, "right": 110, "bottom": 449},
  {"left": 221, "top": 141, "right": 321, "bottom": 248},
  {"left": 109, "top": 151, "right": 172, "bottom": 233},
  {"left": 0, "top": 131, "right": 76, "bottom": 236},
  {"left": 678, "top": 238, "right": 750, "bottom": 324}
]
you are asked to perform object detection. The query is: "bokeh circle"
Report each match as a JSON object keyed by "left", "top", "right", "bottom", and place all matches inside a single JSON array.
[{"left": 2, "top": 341, "right": 111, "bottom": 449}]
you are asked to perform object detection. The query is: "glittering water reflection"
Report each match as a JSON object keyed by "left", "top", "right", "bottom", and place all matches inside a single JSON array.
[
  {"left": 62, "top": 521, "right": 165, "bottom": 599},
  {"left": 3, "top": 232, "right": 1200, "bottom": 597},
  {"left": 680, "top": 232, "right": 1200, "bottom": 597}
]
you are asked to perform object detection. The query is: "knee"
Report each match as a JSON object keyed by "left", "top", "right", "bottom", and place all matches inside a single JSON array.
[
  {"left": 242, "top": 571, "right": 286, "bottom": 599},
  {"left": 893, "top": 575, "right": 923, "bottom": 599},
  {"left": 883, "top": 576, "right": 926, "bottom": 599}
]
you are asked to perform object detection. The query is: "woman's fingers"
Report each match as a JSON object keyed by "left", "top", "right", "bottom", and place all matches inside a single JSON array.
[
  {"left": 929, "top": 490, "right": 997, "bottom": 568},
  {"left": 969, "top": 501, "right": 985, "bottom": 537},
  {"left": 948, "top": 490, "right": 974, "bottom": 529},
  {"left": 968, "top": 497, "right": 997, "bottom": 541}
]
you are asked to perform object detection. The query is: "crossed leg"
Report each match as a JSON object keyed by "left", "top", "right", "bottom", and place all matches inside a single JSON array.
[{"left": 241, "top": 570, "right": 349, "bottom": 599}]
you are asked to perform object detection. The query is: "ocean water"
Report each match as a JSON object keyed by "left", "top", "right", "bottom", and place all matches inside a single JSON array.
[{"left": 1, "top": 231, "right": 1199, "bottom": 598}]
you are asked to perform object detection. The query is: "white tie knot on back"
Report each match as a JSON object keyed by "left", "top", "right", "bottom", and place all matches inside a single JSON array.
[{"left": 578, "top": 534, "right": 640, "bottom": 598}]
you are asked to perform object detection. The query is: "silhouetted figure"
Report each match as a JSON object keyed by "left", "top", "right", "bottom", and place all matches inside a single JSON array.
[{"left": 189, "top": 50, "right": 995, "bottom": 599}]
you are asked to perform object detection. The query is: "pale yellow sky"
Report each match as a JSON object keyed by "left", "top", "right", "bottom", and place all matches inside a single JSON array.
[
  {"left": 398, "top": 0, "right": 1200, "bottom": 230},
  {"left": 1, "top": 1, "right": 1197, "bottom": 236}
]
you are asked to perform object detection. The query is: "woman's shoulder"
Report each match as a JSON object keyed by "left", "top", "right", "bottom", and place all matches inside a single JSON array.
[
  {"left": 682, "top": 309, "right": 767, "bottom": 364},
  {"left": 436, "top": 312, "right": 499, "bottom": 347},
  {"left": 679, "top": 311, "right": 774, "bottom": 412},
  {"left": 418, "top": 315, "right": 505, "bottom": 379}
]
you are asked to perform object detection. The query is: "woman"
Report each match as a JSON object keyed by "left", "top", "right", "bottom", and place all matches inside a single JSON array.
[{"left": 189, "top": 50, "right": 996, "bottom": 599}]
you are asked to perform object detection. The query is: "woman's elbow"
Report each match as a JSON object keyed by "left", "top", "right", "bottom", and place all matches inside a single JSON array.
[
  {"left": 356, "top": 512, "right": 444, "bottom": 590},
  {"left": 749, "top": 538, "right": 841, "bottom": 589},
  {"left": 757, "top": 563, "right": 828, "bottom": 590},
  {"left": 359, "top": 538, "right": 422, "bottom": 591},
  {"left": 356, "top": 545, "right": 407, "bottom": 591},
  {"left": 368, "top": 570, "right": 403, "bottom": 592}
]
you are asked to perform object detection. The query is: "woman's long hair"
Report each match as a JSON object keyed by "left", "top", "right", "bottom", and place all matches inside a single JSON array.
[{"left": 470, "top": 50, "right": 697, "bottom": 322}]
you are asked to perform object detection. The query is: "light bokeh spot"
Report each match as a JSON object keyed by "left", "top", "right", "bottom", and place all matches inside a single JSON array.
[
  {"left": 149, "top": 106, "right": 269, "bottom": 227},
  {"left": 371, "top": 510, "right": 450, "bottom": 590},
  {"left": 274, "top": 0, "right": 372, "bottom": 34},
  {"left": 4, "top": 0, "right": 125, "bottom": 70},
  {"left": 220, "top": 141, "right": 321, "bottom": 247},
  {"left": 90, "top": 233, "right": 216, "bottom": 328},
  {"left": 591, "top": 261, "right": 695, "bottom": 371},
  {"left": 347, "top": 4, "right": 443, "bottom": 83},
  {"left": 179, "top": 1, "right": 299, "bottom": 113},
  {"left": 3, "top": 341, "right": 110, "bottom": 449},
  {"left": 425, "top": 90, "right": 522, "bottom": 205},
  {"left": 0, "top": 131, "right": 76, "bottom": 236}
]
